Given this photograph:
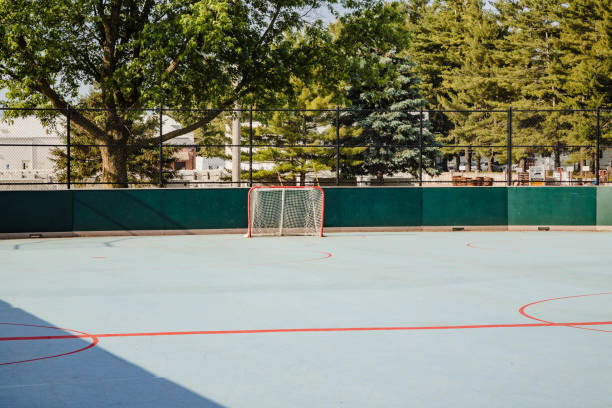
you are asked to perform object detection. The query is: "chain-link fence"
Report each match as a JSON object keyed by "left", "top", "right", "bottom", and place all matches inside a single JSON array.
[{"left": 0, "top": 107, "right": 610, "bottom": 189}]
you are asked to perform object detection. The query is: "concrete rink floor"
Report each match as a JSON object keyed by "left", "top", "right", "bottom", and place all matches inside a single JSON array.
[{"left": 0, "top": 232, "right": 611, "bottom": 408}]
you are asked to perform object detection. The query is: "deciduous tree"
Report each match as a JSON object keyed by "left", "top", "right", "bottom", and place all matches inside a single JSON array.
[{"left": 0, "top": 0, "right": 373, "bottom": 187}]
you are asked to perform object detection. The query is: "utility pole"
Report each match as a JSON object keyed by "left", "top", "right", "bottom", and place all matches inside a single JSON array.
[{"left": 232, "top": 101, "right": 241, "bottom": 186}]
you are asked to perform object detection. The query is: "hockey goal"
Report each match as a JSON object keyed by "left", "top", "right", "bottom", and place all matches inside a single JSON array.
[{"left": 247, "top": 186, "right": 325, "bottom": 237}]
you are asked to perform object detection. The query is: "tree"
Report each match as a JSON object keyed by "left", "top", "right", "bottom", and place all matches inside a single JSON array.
[
  {"left": 404, "top": 0, "right": 456, "bottom": 170},
  {"left": 244, "top": 1, "right": 412, "bottom": 185},
  {"left": 498, "top": 0, "right": 612, "bottom": 170},
  {"left": 497, "top": 0, "right": 570, "bottom": 169},
  {"left": 247, "top": 80, "right": 336, "bottom": 185},
  {"left": 341, "top": 51, "right": 439, "bottom": 183},
  {"left": 0, "top": 0, "right": 374, "bottom": 187},
  {"left": 50, "top": 94, "right": 177, "bottom": 184},
  {"left": 406, "top": 0, "right": 459, "bottom": 107},
  {"left": 426, "top": 0, "right": 515, "bottom": 172},
  {"left": 558, "top": 0, "right": 612, "bottom": 109},
  {"left": 557, "top": 0, "right": 612, "bottom": 171}
]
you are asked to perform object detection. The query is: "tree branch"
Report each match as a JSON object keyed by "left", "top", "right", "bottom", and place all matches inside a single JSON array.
[
  {"left": 160, "top": 109, "right": 225, "bottom": 142},
  {"left": 128, "top": 91, "right": 248, "bottom": 153},
  {"left": 254, "top": 3, "right": 283, "bottom": 53},
  {"left": 14, "top": 36, "right": 106, "bottom": 140},
  {"left": 120, "top": 0, "right": 154, "bottom": 46},
  {"left": 36, "top": 79, "right": 107, "bottom": 141},
  {"left": 163, "top": 39, "right": 190, "bottom": 76}
]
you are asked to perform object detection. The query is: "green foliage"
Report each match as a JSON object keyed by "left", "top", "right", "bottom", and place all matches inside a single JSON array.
[
  {"left": 2, "top": 0, "right": 611, "bottom": 183},
  {"left": 236, "top": 2, "right": 412, "bottom": 185},
  {"left": 247, "top": 80, "right": 337, "bottom": 185},
  {"left": 436, "top": 1, "right": 514, "bottom": 169},
  {"left": 558, "top": 0, "right": 612, "bottom": 109},
  {"left": 0, "top": 0, "right": 382, "bottom": 185},
  {"left": 405, "top": 0, "right": 611, "bottom": 171},
  {"left": 322, "top": 1, "right": 411, "bottom": 105},
  {"left": 498, "top": 0, "right": 611, "bottom": 166},
  {"left": 50, "top": 96, "right": 176, "bottom": 184},
  {"left": 167, "top": 110, "right": 230, "bottom": 160},
  {"left": 340, "top": 50, "right": 439, "bottom": 182}
]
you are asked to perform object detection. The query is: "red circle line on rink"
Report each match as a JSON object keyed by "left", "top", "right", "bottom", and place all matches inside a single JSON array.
[
  {"left": 0, "top": 323, "right": 99, "bottom": 366},
  {"left": 466, "top": 242, "right": 502, "bottom": 251},
  {"left": 286, "top": 251, "right": 332, "bottom": 263},
  {"left": 248, "top": 251, "right": 332, "bottom": 267},
  {"left": 519, "top": 292, "right": 612, "bottom": 333}
]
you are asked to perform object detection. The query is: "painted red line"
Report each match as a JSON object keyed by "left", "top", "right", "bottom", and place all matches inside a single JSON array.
[
  {"left": 4, "top": 293, "right": 608, "bottom": 365},
  {"left": 0, "top": 335, "right": 88, "bottom": 341},
  {"left": 2, "top": 320, "right": 612, "bottom": 342},
  {"left": 466, "top": 242, "right": 499, "bottom": 251},
  {"left": 91, "top": 321, "right": 612, "bottom": 337},
  {"left": 290, "top": 251, "right": 332, "bottom": 263},
  {"left": 519, "top": 292, "right": 612, "bottom": 333},
  {"left": 248, "top": 251, "right": 332, "bottom": 267},
  {"left": 0, "top": 323, "right": 98, "bottom": 366}
]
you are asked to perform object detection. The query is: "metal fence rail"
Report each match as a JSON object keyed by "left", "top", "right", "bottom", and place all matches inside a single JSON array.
[{"left": 0, "top": 107, "right": 610, "bottom": 189}]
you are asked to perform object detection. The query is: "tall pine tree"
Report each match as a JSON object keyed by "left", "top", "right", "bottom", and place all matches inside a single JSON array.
[
  {"left": 498, "top": 0, "right": 569, "bottom": 169},
  {"left": 435, "top": 0, "right": 514, "bottom": 171},
  {"left": 247, "top": 80, "right": 336, "bottom": 185},
  {"left": 405, "top": 0, "right": 457, "bottom": 170},
  {"left": 341, "top": 51, "right": 439, "bottom": 183},
  {"left": 558, "top": 0, "right": 612, "bottom": 170}
]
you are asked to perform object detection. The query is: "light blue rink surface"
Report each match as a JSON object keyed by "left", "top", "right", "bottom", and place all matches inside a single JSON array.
[{"left": 0, "top": 232, "right": 611, "bottom": 408}]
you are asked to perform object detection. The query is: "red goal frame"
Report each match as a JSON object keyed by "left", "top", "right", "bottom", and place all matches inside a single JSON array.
[{"left": 247, "top": 186, "right": 325, "bottom": 237}]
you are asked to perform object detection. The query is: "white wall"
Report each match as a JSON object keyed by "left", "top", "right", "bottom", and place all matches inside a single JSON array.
[{"left": 0, "top": 117, "right": 63, "bottom": 171}]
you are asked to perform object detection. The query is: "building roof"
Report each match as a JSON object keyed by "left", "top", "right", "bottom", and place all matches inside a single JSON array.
[
  {"left": 0, "top": 117, "right": 62, "bottom": 141},
  {"left": 0, "top": 115, "right": 194, "bottom": 144}
]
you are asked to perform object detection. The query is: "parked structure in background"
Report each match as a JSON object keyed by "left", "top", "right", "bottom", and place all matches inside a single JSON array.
[{"left": 0, "top": 117, "right": 63, "bottom": 189}]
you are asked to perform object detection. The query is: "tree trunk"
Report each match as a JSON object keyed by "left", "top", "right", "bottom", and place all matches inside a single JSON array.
[
  {"left": 98, "top": 113, "right": 132, "bottom": 188},
  {"left": 455, "top": 154, "right": 460, "bottom": 171},
  {"left": 488, "top": 155, "right": 493, "bottom": 173},
  {"left": 554, "top": 147, "right": 561, "bottom": 168},
  {"left": 100, "top": 143, "right": 129, "bottom": 188},
  {"left": 476, "top": 155, "right": 481, "bottom": 171},
  {"left": 376, "top": 170, "right": 384, "bottom": 185},
  {"left": 519, "top": 158, "right": 526, "bottom": 172},
  {"left": 465, "top": 148, "right": 472, "bottom": 172}
]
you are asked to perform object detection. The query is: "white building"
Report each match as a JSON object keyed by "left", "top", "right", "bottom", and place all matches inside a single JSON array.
[
  {"left": 0, "top": 114, "right": 206, "bottom": 188},
  {"left": 0, "top": 116, "right": 64, "bottom": 187}
]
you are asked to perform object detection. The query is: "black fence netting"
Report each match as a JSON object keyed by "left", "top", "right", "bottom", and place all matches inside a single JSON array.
[{"left": 0, "top": 107, "right": 610, "bottom": 189}]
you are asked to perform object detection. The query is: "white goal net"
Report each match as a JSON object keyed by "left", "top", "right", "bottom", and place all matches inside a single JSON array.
[{"left": 248, "top": 186, "right": 325, "bottom": 237}]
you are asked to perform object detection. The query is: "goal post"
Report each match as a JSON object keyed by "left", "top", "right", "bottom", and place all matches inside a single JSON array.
[{"left": 247, "top": 186, "right": 325, "bottom": 237}]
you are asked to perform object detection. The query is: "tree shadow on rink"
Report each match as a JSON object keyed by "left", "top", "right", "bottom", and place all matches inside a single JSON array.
[{"left": 0, "top": 299, "right": 225, "bottom": 408}]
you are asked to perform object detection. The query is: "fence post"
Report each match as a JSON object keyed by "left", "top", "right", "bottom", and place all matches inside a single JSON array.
[
  {"left": 159, "top": 106, "right": 163, "bottom": 187},
  {"left": 596, "top": 107, "right": 601, "bottom": 186},
  {"left": 507, "top": 107, "right": 512, "bottom": 186},
  {"left": 249, "top": 105, "right": 253, "bottom": 187},
  {"left": 419, "top": 106, "right": 423, "bottom": 187},
  {"left": 66, "top": 106, "right": 71, "bottom": 190},
  {"left": 336, "top": 106, "right": 340, "bottom": 186}
]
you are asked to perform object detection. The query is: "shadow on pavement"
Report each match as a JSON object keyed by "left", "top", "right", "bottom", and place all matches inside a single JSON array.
[{"left": 0, "top": 299, "right": 224, "bottom": 408}]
